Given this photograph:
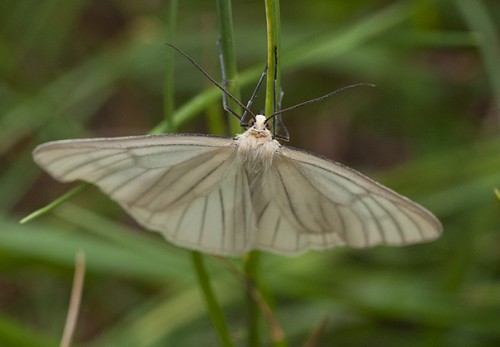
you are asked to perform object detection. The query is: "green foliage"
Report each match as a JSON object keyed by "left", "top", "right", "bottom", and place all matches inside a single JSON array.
[{"left": 1, "top": 0, "right": 499, "bottom": 346}]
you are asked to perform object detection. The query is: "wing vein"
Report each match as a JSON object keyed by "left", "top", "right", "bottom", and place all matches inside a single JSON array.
[
  {"left": 276, "top": 169, "right": 307, "bottom": 229},
  {"left": 59, "top": 152, "right": 130, "bottom": 179},
  {"left": 353, "top": 193, "right": 385, "bottom": 245},
  {"left": 198, "top": 196, "right": 209, "bottom": 245},
  {"left": 218, "top": 188, "right": 225, "bottom": 250}
]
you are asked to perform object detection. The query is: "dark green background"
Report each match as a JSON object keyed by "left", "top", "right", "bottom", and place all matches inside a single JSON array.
[{"left": 1, "top": 0, "right": 499, "bottom": 346}]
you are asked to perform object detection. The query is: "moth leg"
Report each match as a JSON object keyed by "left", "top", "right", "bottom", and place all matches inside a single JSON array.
[
  {"left": 271, "top": 46, "right": 289, "bottom": 141},
  {"left": 217, "top": 38, "right": 267, "bottom": 127}
]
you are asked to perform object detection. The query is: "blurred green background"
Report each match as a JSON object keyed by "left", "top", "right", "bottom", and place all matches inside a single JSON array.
[{"left": 1, "top": 0, "right": 499, "bottom": 346}]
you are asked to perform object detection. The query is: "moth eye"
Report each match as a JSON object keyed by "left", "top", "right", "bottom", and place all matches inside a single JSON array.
[{"left": 247, "top": 118, "right": 255, "bottom": 127}]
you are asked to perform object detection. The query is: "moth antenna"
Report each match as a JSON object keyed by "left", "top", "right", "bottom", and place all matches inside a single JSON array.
[
  {"left": 165, "top": 43, "right": 256, "bottom": 119},
  {"left": 266, "top": 83, "right": 375, "bottom": 123},
  {"left": 239, "top": 64, "right": 268, "bottom": 126},
  {"left": 217, "top": 38, "right": 254, "bottom": 125},
  {"left": 270, "top": 45, "right": 289, "bottom": 141}
]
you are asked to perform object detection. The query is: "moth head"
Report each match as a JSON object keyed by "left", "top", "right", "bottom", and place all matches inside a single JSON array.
[
  {"left": 244, "top": 114, "right": 272, "bottom": 139},
  {"left": 245, "top": 115, "right": 267, "bottom": 129},
  {"left": 252, "top": 115, "right": 268, "bottom": 131}
]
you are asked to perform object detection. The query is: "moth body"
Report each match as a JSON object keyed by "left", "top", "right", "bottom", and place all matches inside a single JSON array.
[{"left": 235, "top": 115, "right": 281, "bottom": 173}]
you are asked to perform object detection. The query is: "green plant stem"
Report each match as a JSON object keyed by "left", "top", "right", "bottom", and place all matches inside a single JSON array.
[
  {"left": 191, "top": 252, "right": 235, "bottom": 347},
  {"left": 264, "top": 0, "right": 281, "bottom": 118},
  {"left": 216, "top": 0, "right": 242, "bottom": 135},
  {"left": 163, "top": 0, "right": 178, "bottom": 132},
  {"left": 19, "top": 184, "right": 89, "bottom": 224},
  {"left": 244, "top": 251, "right": 261, "bottom": 347}
]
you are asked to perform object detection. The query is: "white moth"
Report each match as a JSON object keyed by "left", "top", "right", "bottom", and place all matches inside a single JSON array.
[{"left": 33, "top": 114, "right": 442, "bottom": 256}]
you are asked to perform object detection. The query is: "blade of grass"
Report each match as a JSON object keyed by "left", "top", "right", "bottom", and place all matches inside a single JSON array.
[
  {"left": 264, "top": 0, "right": 281, "bottom": 118},
  {"left": 20, "top": 184, "right": 90, "bottom": 224},
  {"left": 216, "top": 0, "right": 242, "bottom": 135},
  {"left": 163, "top": 0, "right": 178, "bottom": 132},
  {"left": 244, "top": 251, "right": 261, "bottom": 347},
  {"left": 191, "top": 252, "right": 235, "bottom": 347}
]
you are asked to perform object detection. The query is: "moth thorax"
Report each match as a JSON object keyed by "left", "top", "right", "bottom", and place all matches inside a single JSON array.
[{"left": 235, "top": 126, "right": 280, "bottom": 172}]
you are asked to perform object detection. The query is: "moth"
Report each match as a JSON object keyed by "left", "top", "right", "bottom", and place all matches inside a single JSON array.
[{"left": 33, "top": 47, "right": 442, "bottom": 256}]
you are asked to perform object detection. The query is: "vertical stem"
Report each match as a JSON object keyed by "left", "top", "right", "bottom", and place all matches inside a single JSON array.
[
  {"left": 59, "top": 251, "right": 85, "bottom": 347},
  {"left": 262, "top": 1, "right": 288, "bottom": 346},
  {"left": 163, "top": 0, "right": 178, "bottom": 132},
  {"left": 244, "top": 251, "right": 261, "bottom": 347},
  {"left": 264, "top": 0, "right": 281, "bottom": 117},
  {"left": 191, "top": 252, "right": 235, "bottom": 347},
  {"left": 216, "top": 0, "right": 242, "bottom": 135}
]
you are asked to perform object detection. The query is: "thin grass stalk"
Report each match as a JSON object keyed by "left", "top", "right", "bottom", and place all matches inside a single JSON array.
[
  {"left": 59, "top": 252, "right": 85, "bottom": 347},
  {"left": 20, "top": 184, "right": 90, "bottom": 224},
  {"left": 191, "top": 252, "right": 235, "bottom": 347},
  {"left": 163, "top": 0, "right": 178, "bottom": 132},
  {"left": 216, "top": 0, "right": 242, "bottom": 135},
  {"left": 264, "top": 0, "right": 281, "bottom": 118},
  {"left": 244, "top": 251, "right": 261, "bottom": 347}
]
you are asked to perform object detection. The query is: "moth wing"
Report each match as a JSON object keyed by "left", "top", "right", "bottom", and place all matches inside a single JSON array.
[
  {"left": 33, "top": 134, "right": 256, "bottom": 256},
  {"left": 253, "top": 146, "right": 442, "bottom": 255}
]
